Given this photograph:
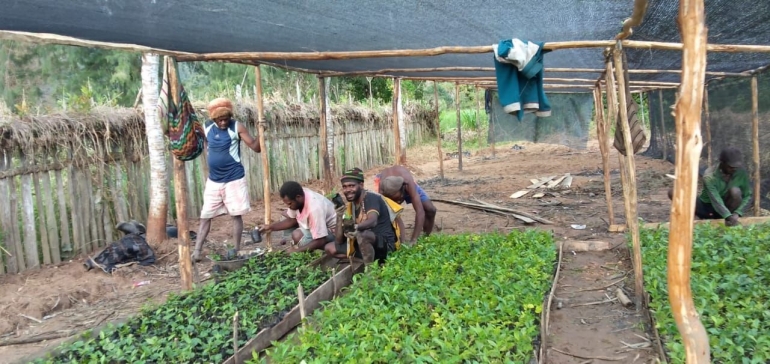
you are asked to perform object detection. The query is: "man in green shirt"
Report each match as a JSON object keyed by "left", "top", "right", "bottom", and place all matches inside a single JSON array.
[{"left": 668, "top": 147, "right": 752, "bottom": 226}]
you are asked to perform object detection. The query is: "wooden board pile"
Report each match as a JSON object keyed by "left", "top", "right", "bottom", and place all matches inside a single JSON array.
[
  {"left": 431, "top": 198, "right": 553, "bottom": 225},
  {"left": 509, "top": 173, "right": 573, "bottom": 200}
]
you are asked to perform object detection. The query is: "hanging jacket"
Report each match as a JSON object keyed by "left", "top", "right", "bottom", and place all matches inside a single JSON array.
[{"left": 493, "top": 38, "right": 552, "bottom": 120}]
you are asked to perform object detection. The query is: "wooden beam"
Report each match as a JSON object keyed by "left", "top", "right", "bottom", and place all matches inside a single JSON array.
[
  {"left": 612, "top": 43, "right": 644, "bottom": 308},
  {"left": 165, "top": 57, "right": 193, "bottom": 291},
  {"left": 644, "top": 216, "right": 770, "bottom": 229},
  {"left": 318, "top": 77, "right": 333, "bottom": 185},
  {"left": 669, "top": 0, "right": 711, "bottom": 360},
  {"left": 255, "top": 66, "right": 272, "bottom": 252},
  {"left": 455, "top": 83, "right": 463, "bottom": 171},
  {"left": 433, "top": 81, "right": 444, "bottom": 179},
  {"left": 322, "top": 67, "right": 750, "bottom": 77},
  {"left": 392, "top": 78, "right": 404, "bottom": 165},
  {"left": 593, "top": 86, "right": 615, "bottom": 226},
  {"left": 751, "top": 76, "right": 761, "bottom": 217}
]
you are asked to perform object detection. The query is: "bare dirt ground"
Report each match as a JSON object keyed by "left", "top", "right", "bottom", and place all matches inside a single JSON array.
[{"left": 0, "top": 139, "right": 676, "bottom": 364}]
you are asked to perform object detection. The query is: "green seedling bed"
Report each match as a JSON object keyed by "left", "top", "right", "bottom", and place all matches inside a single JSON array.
[
  {"left": 262, "top": 230, "right": 557, "bottom": 363},
  {"left": 34, "top": 251, "right": 328, "bottom": 364},
  {"left": 640, "top": 223, "right": 770, "bottom": 363}
]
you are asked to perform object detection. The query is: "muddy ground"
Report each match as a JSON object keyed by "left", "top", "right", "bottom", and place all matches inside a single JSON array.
[{"left": 0, "top": 140, "right": 676, "bottom": 364}]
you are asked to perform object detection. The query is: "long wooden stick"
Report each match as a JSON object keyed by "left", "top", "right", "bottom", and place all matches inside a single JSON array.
[
  {"left": 612, "top": 43, "right": 644, "bottom": 308},
  {"left": 703, "top": 85, "right": 712, "bottom": 165},
  {"left": 318, "top": 77, "right": 333, "bottom": 185},
  {"left": 167, "top": 57, "right": 193, "bottom": 291},
  {"left": 751, "top": 76, "right": 761, "bottom": 217},
  {"left": 669, "top": 0, "right": 711, "bottom": 361},
  {"left": 434, "top": 81, "right": 444, "bottom": 179},
  {"left": 455, "top": 83, "right": 463, "bottom": 171},
  {"left": 392, "top": 78, "right": 403, "bottom": 165},
  {"left": 255, "top": 66, "right": 272, "bottom": 251},
  {"left": 431, "top": 198, "right": 554, "bottom": 225},
  {"left": 321, "top": 67, "right": 749, "bottom": 77},
  {"left": 593, "top": 86, "right": 615, "bottom": 226}
]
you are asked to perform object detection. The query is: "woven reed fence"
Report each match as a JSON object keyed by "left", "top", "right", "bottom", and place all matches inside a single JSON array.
[{"left": 0, "top": 101, "right": 435, "bottom": 275}]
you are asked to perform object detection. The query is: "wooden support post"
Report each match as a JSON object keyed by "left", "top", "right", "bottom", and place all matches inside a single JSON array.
[
  {"left": 455, "top": 83, "right": 463, "bottom": 171},
  {"left": 319, "top": 77, "right": 333, "bottom": 184},
  {"left": 751, "top": 76, "right": 761, "bottom": 216},
  {"left": 612, "top": 43, "right": 644, "bottom": 308},
  {"left": 703, "top": 85, "right": 712, "bottom": 165},
  {"left": 475, "top": 86, "right": 481, "bottom": 147},
  {"left": 669, "top": 0, "right": 711, "bottom": 360},
  {"left": 255, "top": 66, "right": 273, "bottom": 251},
  {"left": 433, "top": 81, "right": 444, "bottom": 179},
  {"left": 593, "top": 86, "right": 615, "bottom": 226},
  {"left": 167, "top": 58, "right": 193, "bottom": 291},
  {"left": 658, "top": 90, "right": 669, "bottom": 162},
  {"left": 392, "top": 78, "right": 404, "bottom": 165}
]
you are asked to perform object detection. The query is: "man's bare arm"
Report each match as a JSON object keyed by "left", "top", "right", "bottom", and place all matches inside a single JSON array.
[
  {"left": 237, "top": 123, "right": 261, "bottom": 152},
  {"left": 406, "top": 182, "right": 425, "bottom": 242}
]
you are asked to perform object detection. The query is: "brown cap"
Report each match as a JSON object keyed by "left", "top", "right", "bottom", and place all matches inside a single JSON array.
[
  {"left": 380, "top": 176, "right": 405, "bottom": 196},
  {"left": 719, "top": 147, "right": 743, "bottom": 168}
]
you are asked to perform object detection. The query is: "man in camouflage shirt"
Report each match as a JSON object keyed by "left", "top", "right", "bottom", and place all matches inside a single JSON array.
[{"left": 669, "top": 147, "right": 752, "bottom": 226}]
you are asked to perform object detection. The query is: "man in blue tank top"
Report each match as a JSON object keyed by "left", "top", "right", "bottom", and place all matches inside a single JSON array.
[{"left": 192, "top": 98, "right": 262, "bottom": 262}]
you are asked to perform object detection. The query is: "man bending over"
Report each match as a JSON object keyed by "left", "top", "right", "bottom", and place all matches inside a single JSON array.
[
  {"left": 668, "top": 146, "right": 752, "bottom": 226},
  {"left": 258, "top": 181, "right": 337, "bottom": 253},
  {"left": 375, "top": 165, "right": 437, "bottom": 243}
]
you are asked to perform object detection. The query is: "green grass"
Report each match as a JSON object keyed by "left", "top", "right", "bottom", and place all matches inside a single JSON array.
[{"left": 639, "top": 223, "right": 770, "bottom": 363}]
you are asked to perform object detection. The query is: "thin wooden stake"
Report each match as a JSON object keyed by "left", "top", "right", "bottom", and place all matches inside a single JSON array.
[
  {"left": 433, "top": 81, "right": 444, "bottom": 178},
  {"left": 255, "top": 66, "right": 272, "bottom": 251},
  {"left": 669, "top": 0, "right": 711, "bottom": 360},
  {"left": 298, "top": 284, "right": 307, "bottom": 327},
  {"left": 658, "top": 90, "right": 668, "bottom": 161},
  {"left": 593, "top": 86, "right": 615, "bottom": 226},
  {"left": 167, "top": 57, "right": 193, "bottom": 291},
  {"left": 751, "top": 76, "right": 761, "bottom": 216},
  {"left": 612, "top": 43, "right": 644, "bottom": 308},
  {"left": 232, "top": 311, "right": 239, "bottom": 363},
  {"left": 455, "top": 83, "right": 463, "bottom": 171},
  {"left": 318, "top": 77, "right": 333, "bottom": 186},
  {"left": 392, "top": 78, "right": 404, "bottom": 165},
  {"left": 703, "top": 85, "right": 712, "bottom": 165}
]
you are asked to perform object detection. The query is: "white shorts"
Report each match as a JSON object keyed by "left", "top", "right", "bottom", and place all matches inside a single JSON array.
[{"left": 200, "top": 177, "right": 251, "bottom": 219}]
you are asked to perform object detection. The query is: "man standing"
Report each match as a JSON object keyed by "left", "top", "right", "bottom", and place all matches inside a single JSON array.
[
  {"left": 327, "top": 168, "right": 398, "bottom": 263},
  {"left": 668, "top": 146, "right": 752, "bottom": 226},
  {"left": 375, "top": 165, "right": 437, "bottom": 243},
  {"left": 192, "top": 98, "right": 261, "bottom": 262},
  {"left": 258, "top": 181, "right": 337, "bottom": 253}
]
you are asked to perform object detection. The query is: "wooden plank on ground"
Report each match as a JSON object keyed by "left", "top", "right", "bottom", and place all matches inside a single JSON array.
[
  {"left": 33, "top": 170, "right": 52, "bottom": 265},
  {"left": 643, "top": 216, "right": 770, "bottom": 230},
  {"left": 55, "top": 169, "right": 72, "bottom": 256},
  {"left": 560, "top": 175, "right": 573, "bottom": 188},
  {"left": 608, "top": 224, "right": 626, "bottom": 233},
  {"left": 41, "top": 170, "right": 61, "bottom": 264},
  {"left": 510, "top": 190, "right": 531, "bottom": 199},
  {"left": 546, "top": 174, "right": 569, "bottom": 188},
  {"left": 528, "top": 176, "right": 557, "bottom": 189},
  {"left": 433, "top": 198, "right": 552, "bottom": 225},
  {"left": 222, "top": 263, "right": 361, "bottom": 364}
]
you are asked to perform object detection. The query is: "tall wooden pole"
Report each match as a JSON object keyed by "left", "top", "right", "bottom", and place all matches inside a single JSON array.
[
  {"left": 255, "top": 66, "right": 272, "bottom": 251},
  {"left": 166, "top": 57, "right": 192, "bottom": 291},
  {"left": 703, "top": 85, "right": 712, "bottom": 165},
  {"left": 455, "top": 83, "right": 463, "bottom": 171},
  {"left": 594, "top": 86, "right": 615, "bottom": 226},
  {"left": 751, "top": 76, "right": 761, "bottom": 216},
  {"left": 319, "top": 77, "right": 333, "bottom": 185},
  {"left": 434, "top": 81, "right": 444, "bottom": 179},
  {"left": 612, "top": 43, "right": 644, "bottom": 308},
  {"left": 658, "top": 90, "right": 669, "bottom": 162},
  {"left": 669, "top": 0, "right": 711, "bottom": 360},
  {"left": 392, "top": 78, "right": 403, "bottom": 165}
]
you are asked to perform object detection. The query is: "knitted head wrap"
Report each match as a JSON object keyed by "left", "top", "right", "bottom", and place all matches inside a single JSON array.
[
  {"left": 207, "top": 97, "right": 233, "bottom": 120},
  {"left": 340, "top": 167, "right": 365, "bottom": 183}
]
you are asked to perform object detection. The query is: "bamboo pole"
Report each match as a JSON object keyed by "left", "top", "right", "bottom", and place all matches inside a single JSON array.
[
  {"left": 612, "top": 43, "right": 644, "bottom": 308},
  {"left": 392, "top": 78, "right": 404, "bottom": 165},
  {"left": 703, "top": 85, "right": 712, "bottom": 165},
  {"left": 751, "top": 76, "right": 761, "bottom": 217},
  {"left": 658, "top": 90, "right": 669, "bottom": 161},
  {"left": 668, "top": 0, "right": 711, "bottom": 360},
  {"left": 433, "top": 81, "right": 444, "bottom": 179},
  {"left": 318, "top": 77, "right": 333, "bottom": 184},
  {"left": 455, "top": 83, "right": 463, "bottom": 171},
  {"left": 255, "top": 66, "right": 273, "bottom": 251},
  {"left": 593, "top": 86, "right": 615, "bottom": 226},
  {"left": 321, "top": 67, "right": 749, "bottom": 77},
  {"left": 167, "top": 57, "right": 193, "bottom": 291}
]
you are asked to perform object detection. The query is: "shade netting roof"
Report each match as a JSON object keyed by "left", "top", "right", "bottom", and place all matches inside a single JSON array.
[{"left": 1, "top": 0, "right": 769, "bottom": 83}]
